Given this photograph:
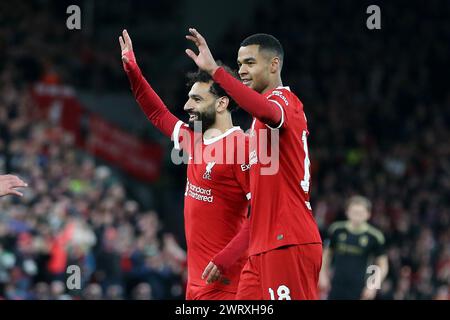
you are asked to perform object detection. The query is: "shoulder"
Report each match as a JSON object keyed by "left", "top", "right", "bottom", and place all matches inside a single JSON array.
[
  {"left": 268, "top": 86, "right": 301, "bottom": 104},
  {"left": 328, "top": 221, "right": 347, "bottom": 234},
  {"left": 266, "top": 87, "right": 304, "bottom": 126},
  {"left": 224, "top": 127, "right": 249, "bottom": 155},
  {"left": 227, "top": 127, "right": 249, "bottom": 140},
  {"left": 267, "top": 88, "right": 289, "bottom": 103},
  {"left": 173, "top": 121, "right": 193, "bottom": 150},
  {"left": 230, "top": 127, "right": 246, "bottom": 136},
  {"left": 227, "top": 127, "right": 248, "bottom": 143},
  {"left": 366, "top": 224, "right": 385, "bottom": 245}
]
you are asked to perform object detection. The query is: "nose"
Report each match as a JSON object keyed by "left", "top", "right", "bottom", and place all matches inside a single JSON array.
[
  {"left": 184, "top": 102, "right": 194, "bottom": 112},
  {"left": 238, "top": 65, "right": 248, "bottom": 78}
]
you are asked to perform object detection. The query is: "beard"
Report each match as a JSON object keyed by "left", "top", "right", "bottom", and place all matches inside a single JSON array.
[{"left": 188, "top": 105, "right": 216, "bottom": 133}]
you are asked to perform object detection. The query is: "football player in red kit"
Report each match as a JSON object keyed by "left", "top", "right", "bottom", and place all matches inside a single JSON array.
[
  {"left": 186, "top": 29, "right": 322, "bottom": 300},
  {"left": 119, "top": 30, "right": 250, "bottom": 300}
]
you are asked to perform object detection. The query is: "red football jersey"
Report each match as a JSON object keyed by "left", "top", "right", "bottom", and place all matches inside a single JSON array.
[
  {"left": 247, "top": 86, "right": 322, "bottom": 256},
  {"left": 173, "top": 122, "right": 250, "bottom": 291}
]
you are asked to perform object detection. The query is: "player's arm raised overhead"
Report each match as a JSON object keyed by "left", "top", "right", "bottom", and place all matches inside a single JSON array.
[
  {"left": 185, "top": 28, "right": 282, "bottom": 128},
  {"left": 120, "top": 29, "right": 180, "bottom": 138}
]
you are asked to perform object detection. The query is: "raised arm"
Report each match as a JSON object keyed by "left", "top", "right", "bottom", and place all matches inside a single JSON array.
[
  {"left": 185, "top": 28, "right": 282, "bottom": 127},
  {"left": 120, "top": 29, "right": 180, "bottom": 138}
]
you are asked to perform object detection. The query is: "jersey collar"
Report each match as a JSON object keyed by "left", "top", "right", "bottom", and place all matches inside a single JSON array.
[
  {"left": 203, "top": 126, "right": 242, "bottom": 145},
  {"left": 276, "top": 86, "right": 291, "bottom": 91}
]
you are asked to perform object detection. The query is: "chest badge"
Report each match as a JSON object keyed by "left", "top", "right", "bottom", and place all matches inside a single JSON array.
[
  {"left": 203, "top": 161, "right": 216, "bottom": 180},
  {"left": 359, "top": 235, "right": 369, "bottom": 247}
]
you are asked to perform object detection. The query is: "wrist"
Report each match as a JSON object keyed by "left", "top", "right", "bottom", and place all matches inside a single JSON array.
[
  {"left": 211, "top": 253, "right": 226, "bottom": 272},
  {"left": 209, "top": 65, "right": 220, "bottom": 76}
]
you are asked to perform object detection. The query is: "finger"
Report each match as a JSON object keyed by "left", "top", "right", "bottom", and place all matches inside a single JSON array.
[
  {"left": 123, "top": 29, "right": 132, "bottom": 47},
  {"left": 185, "top": 35, "right": 199, "bottom": 45},
  {"left": 7, "top": 175, "right": 26, "bottom": 184},
  {"left": 185, "top": 49, "right": 198, "bottom": 61},
  {"left": 206, "top": 266, "right": 216, "bottom": 283},
  {"left": 202, "top": 262, "right": 214, "bottom": 280},
  {"left": 189, "top": 28, "right": 200, "bottom": 38},
  {"left": 189, "top": 28, "right": 205, "bottom": 44},
  {"left": 210, "top": 270, "right": 221, "bottom": 283},
  {"left": 9, "top": 182, "right": 28, "bottom": 188},
  {"left": 10, "top": 177, "right": 27, "bottom": 187},
  {"left": 8, "top": 184, "right": 27, "bottom": 191},
  {"left": 207, "top": 266, "right": 218, "bottom": 283},
  {"left": 7, "top": 189, "right": 23, "bottom": 197},
  {"left": 119, "top": 36, "right": 125, "bottom": 50}
]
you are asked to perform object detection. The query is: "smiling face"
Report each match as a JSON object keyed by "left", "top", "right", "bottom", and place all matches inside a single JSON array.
[
  {"left": 237, "top": 44, "right": 273, "bottom": 93},
  {"left": 184, "top": 81, "right": 217, "bottom": 132}
]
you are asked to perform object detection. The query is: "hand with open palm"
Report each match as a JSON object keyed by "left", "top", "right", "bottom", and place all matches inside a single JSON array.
[
  {"left": 119, "top": 29, "right": 137, "bottom": 70},
  {"left": 185, "top": 28, "right": 219, "bottom": 75}
]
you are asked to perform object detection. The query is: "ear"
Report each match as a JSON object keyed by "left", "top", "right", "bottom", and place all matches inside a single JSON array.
[
  {"left": 216, "top": 96, "right": 229, "bottom": 113},
  {"left": 270, "top": 57, "right": 281, "bottom": 73}
]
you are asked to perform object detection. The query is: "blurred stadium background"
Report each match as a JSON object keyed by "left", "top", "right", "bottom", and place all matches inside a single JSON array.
[{"left": 0, "top": 0, "right": 449, "bottom": 299}]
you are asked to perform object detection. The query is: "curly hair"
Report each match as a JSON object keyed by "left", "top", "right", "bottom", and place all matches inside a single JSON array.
[{"left": 186, "top": 62, "right": 239, "bottom": 112}]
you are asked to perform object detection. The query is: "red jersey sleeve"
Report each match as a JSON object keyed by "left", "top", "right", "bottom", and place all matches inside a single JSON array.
[
  {"left": 172, "top": 120, "right": 194, "bottom": 152},
  {"left": 124, "top": 51, "right": 180, "bottom": 139},
  {"left": 212, "top": 67, "right": 283, "bottom": 127},
  {"left": 212, "top": 219, "right": 250, "bottom": 273},
  {"left": 265, "top": 88, "right": 292, "bottom": 129}
]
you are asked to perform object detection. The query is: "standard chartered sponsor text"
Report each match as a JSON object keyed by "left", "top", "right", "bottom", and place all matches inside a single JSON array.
[{"left": 187, "top": 182, "right": 213, "bottom": 202}]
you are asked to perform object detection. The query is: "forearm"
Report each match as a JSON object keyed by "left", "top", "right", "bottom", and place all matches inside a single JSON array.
[
  {"left": 212, "top": 67, "right": 282, "bottom": 126},
  {"left": 125, "top": 58, "right": 179, "bottom": 137},
  {"left": 376, "top": 255, "right": 389, "bottom": 282},
  {"left": 212, "top": 219, "right": 250, "bottom": 272},
  {"left": 320, "top": 248, "right": 332, "bottom": 277}
]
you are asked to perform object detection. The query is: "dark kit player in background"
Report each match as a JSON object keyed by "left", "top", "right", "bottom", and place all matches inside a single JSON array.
[{"left": 320, "top": 196, "right": 388, "bottom": 300}]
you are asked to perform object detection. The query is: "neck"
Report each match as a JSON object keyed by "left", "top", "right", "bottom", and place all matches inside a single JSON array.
[
  {"left": 261, "top": 76, "right": 283, "bottom": 94},
  {"left": 203, "top": 113, "right": 234, "bottom": 140},
  {"left": 348, "top": 220, "right": 366, "bottom": 230}
]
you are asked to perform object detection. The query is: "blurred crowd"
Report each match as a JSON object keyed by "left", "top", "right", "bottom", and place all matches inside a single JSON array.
[
  {"left": 1, "top": 0, "right": 449, "bottom": 299},
  {"left": 0, "top": 82, "right": 187, "bottom": 299},
  {"left": 0, "top": 23, "right": 187, "bottom": 298},
  {"left": 239, "top": 0, "right": 450, "bottom": 300}
]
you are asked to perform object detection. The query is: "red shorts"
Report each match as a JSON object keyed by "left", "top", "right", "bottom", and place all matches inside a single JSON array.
[
  {"left": 186, "top": 284, "right": 236, "bottom": 300},
  {"left": 236, "top": 243, "right": 322, "bottom": 300}
]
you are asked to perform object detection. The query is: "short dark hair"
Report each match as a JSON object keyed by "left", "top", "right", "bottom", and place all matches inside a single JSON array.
[
  {"left": 241, "top": 33, "right": 284, "bottom": 66},
  {"left": 186, "top": 62, "right": 238, "bottom": 112}
]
